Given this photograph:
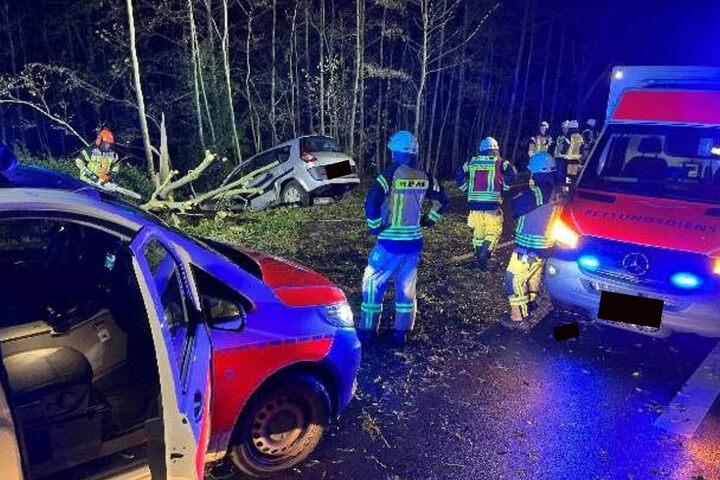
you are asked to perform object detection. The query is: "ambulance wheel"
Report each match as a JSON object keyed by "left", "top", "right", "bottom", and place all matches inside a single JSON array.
[
  {"left": 281, "top": 181, "right": 310, "bottom": 206},
  {"left": 230, "top": 375, "right": 331, "bottom": 477}
]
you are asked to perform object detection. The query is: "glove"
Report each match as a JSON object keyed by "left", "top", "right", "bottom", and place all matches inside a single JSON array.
[{"left": 97, "top": 173, "right": 111, "bottom": 184}]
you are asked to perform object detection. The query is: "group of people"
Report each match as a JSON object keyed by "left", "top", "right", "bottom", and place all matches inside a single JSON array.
[{"left": 359, "top": 121, "right": 599, "bottom": 347}]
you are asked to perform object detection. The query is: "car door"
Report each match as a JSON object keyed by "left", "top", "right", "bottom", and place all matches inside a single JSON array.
[
  {"left": 0, "top": 362, "right": 24, "bottom": 480},
  {"left": 129, "top": 228, "right": 212, "bottom": 480}
]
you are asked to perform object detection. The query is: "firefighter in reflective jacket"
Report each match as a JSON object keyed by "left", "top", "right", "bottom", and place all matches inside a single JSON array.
[
  {"left": 528, "top": 121, "right": 553, "bottom": 158},
  {"left": 554, "top": 120, "right": 584, "bottom": 188},
  {"left": 455, "top": 137, "right": 516, "bottom": 270},
  {"left": 75, "top": 128, "right": 119, "bottom": 184},
  {"left": 503, "top": 152, "right": 560, "bottom": 328},
  {"left": 360, "top": 131, "right": 449, "bottom": 347}
]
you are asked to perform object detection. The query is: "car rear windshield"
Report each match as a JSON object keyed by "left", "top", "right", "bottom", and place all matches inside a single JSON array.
[
  {"left": 579, "top": 123, "right": 720, "bottom": 204},
  {"left": 300, "top": 136, "right": 344, "bottom": 153}
]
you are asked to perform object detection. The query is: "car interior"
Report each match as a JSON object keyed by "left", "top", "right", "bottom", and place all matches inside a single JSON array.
[{"left": 0, "top": 218, "right": 160, "bottom": 479}]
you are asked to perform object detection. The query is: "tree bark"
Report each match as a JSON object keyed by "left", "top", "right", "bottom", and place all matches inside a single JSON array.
[
  {"left": 221, "top": 0, "right": 243, "bottom": 163},
  {"left": 270, "top": 0, "right": 278, "bottom": 144},
  {"left": 501, "top": 0, "right": 529, "bottom": 153},
  {"left": 188, "top": 0, "right": 205, "bottom": 150},
  {"left": 319, "top": 0, "right": 326, "bottom": 135},
  {"left": 550, "top": 22, "right": 566, "bottom": 124},
  {"left": 126, "top": 0, "right": 155, "bottom": 178},
  {"left": 349, "top": 0, "right": 364, "bottom": 156},
  {"left": 513, "top": 4, "right": 535, "bottom": 159}
]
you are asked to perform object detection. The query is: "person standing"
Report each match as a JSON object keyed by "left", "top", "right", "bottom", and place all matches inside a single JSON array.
[
  {"left": 503, "top": 152, "right": 560, "bottom": 328},
  {"left": 359, "top": 131, "right": 449, "bottom": 348},
  {"left": 456, "top": 137, "right": 516, "bottom": 271},
  {"left": 581, "top": 118, "right": 598, "bottom": 158},
  {"left": 554, "top": 120, "right": 584, "bottom": 189},
  {"left": 528, "top": 121, "right": 553, "bottom": 159},
  {"left": 75, "top": 128, "right": 119, "bottom": 184}
]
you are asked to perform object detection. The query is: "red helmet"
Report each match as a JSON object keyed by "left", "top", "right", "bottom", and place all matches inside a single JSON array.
[{"left": 95, "top": 128, "right": 115, "bottom": 146}]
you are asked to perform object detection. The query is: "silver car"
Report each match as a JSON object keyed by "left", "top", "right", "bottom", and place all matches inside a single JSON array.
[{"left": 223, "top": 135, "right": 360, "bottom": 210}]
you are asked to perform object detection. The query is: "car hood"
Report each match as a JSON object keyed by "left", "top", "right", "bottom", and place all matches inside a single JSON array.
[
  {"left": 207, "top": 239, "right": 346, "bottom": 307},
  {"left": 567, "top": 188, "right": 720, "bottom": 256}
]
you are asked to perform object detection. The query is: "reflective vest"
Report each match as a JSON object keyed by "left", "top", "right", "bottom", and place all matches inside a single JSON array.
[
  {"left": 75, "top": 147, "right": 118, "bottom": 180},
  {"left": 463, "top": 155, "right": 507, "bottom": 204},
  {"left": 555, "top": 133, "right": 584, "bottom": 161},
  {"left": 377, "top": 165, "right": 429, "bottom": 243},
  {"left": 528, "top": 135, "right": 552, "bottom": 157},
  {"left": 515, "top": 187, "right": 560, "bottom": 251}
]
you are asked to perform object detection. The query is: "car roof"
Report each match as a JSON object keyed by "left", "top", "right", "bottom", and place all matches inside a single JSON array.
[{"left": 0, "top": 165, "right": 99, "bottom": 196}]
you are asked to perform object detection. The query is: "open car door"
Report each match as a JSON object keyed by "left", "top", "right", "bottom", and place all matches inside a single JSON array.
[
  {"left": 0, "top": 361, "right": 24, "bottom": 480},
  {"left": 130, "top": 229, "right": 212, "bottom": 479}
]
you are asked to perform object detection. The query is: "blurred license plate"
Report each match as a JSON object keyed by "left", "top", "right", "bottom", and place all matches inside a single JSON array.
[{"left": 326, "top": 161, "right": 352, "bottom": 179}]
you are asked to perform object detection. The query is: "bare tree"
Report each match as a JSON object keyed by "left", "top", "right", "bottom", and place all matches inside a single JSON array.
[
  {"left": 221, "top": 0, "right": 243, "bottom": 162},
  {"left": 126, "top": 0, "right": 155, "bottom": 178}
]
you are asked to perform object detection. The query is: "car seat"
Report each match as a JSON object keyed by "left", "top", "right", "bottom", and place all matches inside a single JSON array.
[{"left": 623, "top": 137, "right": 668, "bottom": 180}]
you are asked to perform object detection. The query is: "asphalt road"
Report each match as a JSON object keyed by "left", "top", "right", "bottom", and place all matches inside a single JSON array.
[{"left": 207, "top": 310, "right": 720, "bottom": 480}]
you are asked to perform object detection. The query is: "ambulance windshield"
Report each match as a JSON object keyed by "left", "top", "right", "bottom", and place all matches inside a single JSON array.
[{"left": 580, "top": 124, "right": 720, "bottom": 204}]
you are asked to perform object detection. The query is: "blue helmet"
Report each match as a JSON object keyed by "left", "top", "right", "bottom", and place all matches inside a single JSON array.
[
  {"left": 528, "top": 152, "right": 556, "bottom": 174},
  {"left": 387, "top": 130, "right": 418, "bottom": 154}
]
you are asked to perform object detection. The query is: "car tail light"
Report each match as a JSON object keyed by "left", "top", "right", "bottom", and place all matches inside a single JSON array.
[
  {"left": 550, "top": 217, "right": 580, "bottom": 249},
  {"left": 301, "top": 151, "right": 318, "bottom": 163}
]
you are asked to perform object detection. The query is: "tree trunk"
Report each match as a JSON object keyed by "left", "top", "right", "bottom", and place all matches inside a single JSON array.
[
  {"left": 188, "top": 0, "right": 205, "bottom": 150},
  {"left": 126, "top": 0, "right": 155, "bottom": 178},
  {"left": 538, "top": 19, "right": 554, "bottom": 124},
  {"left": 319, "top": 0, "right": 326, "bottom": 135},
  {"left": 304, "top": 1, "right": 313, "bottom": 133},
  {"left": 502, "top": 0, "right": 529, "bottom": 153},
  {"left": 451, "top": 9, "right": 470, "bottom": 165},
  {"left": 289, "top": 2, "right": 299, "bottom": 138},
  {"left": 270, "top": 0, "right": 278, "bottom": 144},
  {"left": 550, "top": 22, "right": 566, "bottom": 124},
  {"left": 349, "top": 0, "right": 364, "bottom": 155},
  {"left": 221, "top": 0, "right": 242, "bottom": 163},
  {"left": 414, "top": 0, "right": 430, "bottom": 161},
  {"left": 513, "top": 4, "right": 535, "bottom": 159}
]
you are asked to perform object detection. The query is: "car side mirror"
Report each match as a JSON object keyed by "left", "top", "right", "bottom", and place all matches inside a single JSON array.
[{"left": 204, "top": 297, "right": 246, "bottom": 332}]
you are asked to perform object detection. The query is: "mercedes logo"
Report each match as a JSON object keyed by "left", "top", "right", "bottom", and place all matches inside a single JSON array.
[{"left": 622, "top": 252, "right": 650, "bottom": 276}]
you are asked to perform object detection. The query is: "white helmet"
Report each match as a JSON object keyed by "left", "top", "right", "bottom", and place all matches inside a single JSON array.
[
  {"left": 479, "top": 137, "right": 499, "bottom": 152},
  {"left": 586, "top": 118, "right": 597, "bottom": 128},
  {"left": 540, "top": 121, "right": 550, "bottom": 128},
  {"left": 569, "top": 120, "right": 579, "bottom": 129},
  {"left": 561, "top": 120, "right": 571, "bottom": 129}
]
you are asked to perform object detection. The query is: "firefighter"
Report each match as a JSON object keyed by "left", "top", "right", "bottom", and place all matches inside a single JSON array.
[
  {"left": 75, "top": 128, "right": 119, "bottom": 184},
  {"left": 455, "top": 137, "right": 515, "bottom": 271},
  {"left": 581, "top": 118, "right": 598, "bottom": 157},
  {"left": 503, "top": 151, "right": 560, "bottom": 328},
  {"left": 359, "top": 130, "right": 449, "bottom": 347},
  {"left": 554, "top": 120, "right": 584, "bottom": 189},
  {"left": 528, "top": 121, "right": 553, "bottom": 158}
]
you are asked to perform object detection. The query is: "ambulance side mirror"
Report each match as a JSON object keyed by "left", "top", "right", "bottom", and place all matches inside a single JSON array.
[{"left": 204, "top": 296, "right": 247, "bottom": 332}]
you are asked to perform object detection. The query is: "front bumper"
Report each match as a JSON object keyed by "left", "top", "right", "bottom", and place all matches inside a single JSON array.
[
  {"left": 323, "top": 328, "right": 361, "bottom": 413},
  {"left": 545, "top": 257, "right": 720, "bottom": 337}
]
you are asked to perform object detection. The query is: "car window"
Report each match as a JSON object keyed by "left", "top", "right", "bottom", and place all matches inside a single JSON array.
[
  {"left": 143, "top": 238, "right": 193, "bottom": 375},
  {"left": 0, "top": 219, "right": 55, "bottom": 253},
  {"left": 301, "top": 136, "right": 343, "bottom": 153},
  {"left": 192, "top": 265, "right": 251, "bottom": 314}
]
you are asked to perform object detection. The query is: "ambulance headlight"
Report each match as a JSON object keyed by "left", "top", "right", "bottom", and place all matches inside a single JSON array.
[
  {"left": 322, "top": 302, "right": 355, "bottom": 328},
  {"left": 712, "top": 258, "right": 720, "bottom": 275},
  {"left": 671, "top": 272, "right": 702, "bottom": 289},
  {"left": 550, "top": 217, "right": 580, "bottom": 249}
]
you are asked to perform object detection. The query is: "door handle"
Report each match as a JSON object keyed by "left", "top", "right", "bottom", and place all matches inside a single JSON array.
[{"left": 193, "top": 391, "right": 203, "bottom": 422}]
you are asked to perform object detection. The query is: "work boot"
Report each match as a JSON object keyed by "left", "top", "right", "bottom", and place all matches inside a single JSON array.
[
  {"left": 389, "top": 329, "right": 408, "bottom": 348},
  {"left": 474, "top": 246, "right": 490, "bottom": 271},
  {"left": 357, "top": 329, "right": 378, "bottom": 347}
]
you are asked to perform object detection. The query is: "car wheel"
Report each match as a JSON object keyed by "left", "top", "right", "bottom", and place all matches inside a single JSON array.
[
  {"left": 281, "top": 181, "right": 310, "bottom": 206},
  {"left": 230, "top": 375, "right": 331, "bottom": 478}
]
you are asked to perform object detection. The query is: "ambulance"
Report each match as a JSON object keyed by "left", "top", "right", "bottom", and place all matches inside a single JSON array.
[{"left": 545, "top": 66, "right": 720, "bottom": 337}]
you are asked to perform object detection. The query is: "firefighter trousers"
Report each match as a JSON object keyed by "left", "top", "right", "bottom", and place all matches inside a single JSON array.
[
  {"left": 504, "top": 250, "right": 545, "bottom": 318},
  {"left": 467, "top": 210, "right": 503, "bottom": 252},
  {"left": 360, "top": 243, "right": 420, "bottom": 332}
]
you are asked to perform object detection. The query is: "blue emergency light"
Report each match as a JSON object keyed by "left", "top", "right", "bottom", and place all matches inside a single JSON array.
[
  {"left": 578, "top": 255, "right": 600, "bottom": 271},
  {"left": 670, "top": 272, "right": 702, "bottom": 289}
]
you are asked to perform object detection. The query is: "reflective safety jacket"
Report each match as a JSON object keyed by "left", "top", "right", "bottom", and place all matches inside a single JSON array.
[
  {"left": 455, "top": 155, "right": 515, "bottom": 211},
  {"left": 75, "top": 147, "right": 119, "bottom": 182},
  {"left": 366, "top": 163, "right": 449, "bottom": 253},
  {"left": 528, "top": 135, "right": 553, "bottom": 158},
  {"left": 554, "top": 133, "right": 584, "bottom": 161},
  {"left": 511, "top": 182, "right": 559, "bottom": 256}
]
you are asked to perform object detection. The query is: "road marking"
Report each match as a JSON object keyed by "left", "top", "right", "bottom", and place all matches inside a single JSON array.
[{"left": 656, "top": 340, "right": 720, "bottom": 437}]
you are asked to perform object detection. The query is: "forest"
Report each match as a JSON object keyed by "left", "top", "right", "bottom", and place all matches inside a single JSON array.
[{"left": 0, "top": 0, "right": 612, "bottom": 183}]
